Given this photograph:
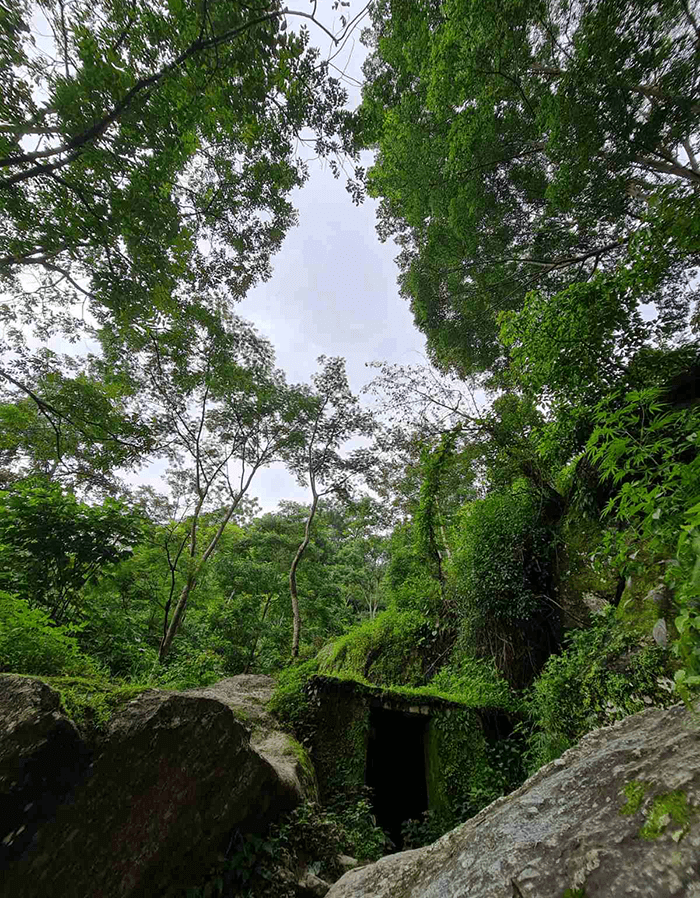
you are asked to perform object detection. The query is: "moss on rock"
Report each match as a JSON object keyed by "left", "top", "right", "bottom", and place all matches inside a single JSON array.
[
  {"left": 554, "top": 509, "right": 619, "bottom": 626},
  {"left": 45, "top": 676, "right": 151, "bottom": 743},
  {"left": 317, "top": 609, "right": 442, "bottom": 687},
  {"left": 639, "top": 790, "right": 695, "bottom": 841},
  {"left": 425, "top": 706, "right": 490, "bottom": 817},
  {"left": 620, "top": 780, "right": 650, "bottom": 816}
]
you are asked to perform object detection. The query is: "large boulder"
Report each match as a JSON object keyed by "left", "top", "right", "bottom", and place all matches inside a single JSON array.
[
  {"left": 187, "top": 675, "right": 317, "bottom": 802},
  {"left": 0, "top": 676, "right": 91, "bottom": 873},
  {"left": 0, "top": 674, "right": 313, "bottom": 898},
  {"left": 327, "top": 703, "right": 700, "bottom": 897}
]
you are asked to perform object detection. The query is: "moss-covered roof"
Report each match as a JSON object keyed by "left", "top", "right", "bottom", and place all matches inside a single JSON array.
[{"left": 307, "top": 674, "right": 497, "bottom": 716}]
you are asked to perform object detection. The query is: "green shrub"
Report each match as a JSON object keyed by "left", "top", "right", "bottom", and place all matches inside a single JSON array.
[
  {"left": 669, "top": 502, "right": 700, "bottom": 698},
  {"left": 76, "top": 588, "right": 158, "bottom": 680},
  {"left": 526, "top": 607, "right": 676, "bottom": 773},
  {"left": 324, "top": 790, "right": 391, "bottom": 862},
  {"left": 381, "top": 522, "right": 442, "bottom": 615},
  {"left": 426, "top": 705, "right": 526, "bottom": 834},
  {"left": 582, "top": 388, "right": 700, "bottom": 696},
  {"left": 449, "top": 483, "right": 557, "bottom": 685},
  {"left": 587, "top": 389, "right": 700, "bottom": 565},
  {"left": 317, "top": 609, "right": 440, "bottom": 687},
  {"left": 451, "top": 484, "right": 552, "bottom": 624},
  {"left": 401, "top": 809, "right": 451, "bottom": 850},
  {"left": 0, "top": 592, "right": 102, "bottom": 677},
  {"left": 428, "top": 653, "right": 518, "bottom": 710},
  {"left": 182, "top": 798, "right": 389, "bottom": 898},
  {"left": 153, "top": 644, "right": 226, "bottom": 690},
  {"left": 0, "top": 482, "right": 143, "bottom": 624},
  {"left": 268, "top": 658, "right": 320, "bottom": 742}
]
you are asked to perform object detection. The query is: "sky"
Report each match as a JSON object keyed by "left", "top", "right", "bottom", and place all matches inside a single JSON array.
[
  {"left": 16, "top": 3, "right": 428, "bottom": 513},
  {"left": 145, "top": 14, "right": 429, "bottom": 512}
]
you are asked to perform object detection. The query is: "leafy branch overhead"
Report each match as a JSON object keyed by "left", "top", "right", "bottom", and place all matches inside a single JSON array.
[
  {"left": 356, "top": 0, "right": 700, "bottom": 375},
  {"left": 0, "top": 0, "right": 361, "bottom": 347}
]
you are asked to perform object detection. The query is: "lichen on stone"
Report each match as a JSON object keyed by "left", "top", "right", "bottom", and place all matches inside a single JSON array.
[
  {"left": 638, "top": 790, "right": 694, "bottom": 841},
  {"left": 619, "top": 780, "right": 649, "bottom": 816}
]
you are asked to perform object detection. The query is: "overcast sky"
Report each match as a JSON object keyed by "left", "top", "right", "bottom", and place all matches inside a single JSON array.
[
  {"left": 23, "top": 5, "right": 428, "bottom": 513},
  {"left": 138, "top": 20, "right": 429, "bottom": 513},
  {"left": 229, "top": 25, "right": 427, "bottom": 512}
]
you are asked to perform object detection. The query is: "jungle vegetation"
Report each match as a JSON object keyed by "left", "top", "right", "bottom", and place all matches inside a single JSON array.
[{"left": 1, "top": 0, "right": 699, "bottom": 884}]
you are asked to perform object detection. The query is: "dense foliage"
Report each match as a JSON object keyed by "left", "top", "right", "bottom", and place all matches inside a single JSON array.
[
  {"left": 1, "top": 0, "right": 350, "bottom": 345},
  {"left": 1, "top": 0, "right": 699, "bottom": 886},
  {"left": 357, "top": 0, "right": 700, "bottom": 376}
]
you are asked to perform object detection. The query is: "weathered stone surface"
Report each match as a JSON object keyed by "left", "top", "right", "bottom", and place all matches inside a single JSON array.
[
  {"left": 327, "top": 703, "right": 700, "bottom": 898},
  {"left": 653, "top": 617, "right": 669, "bottom": 647},
  {"left": 188, "top": 675, "right": 317, "bottom": 801},
  {"left": 0, "top": 676, "right": 91, "bottom": 873},
  {"left": 298, "top": 870, "right": 331, "bottom": 897},
  {"left": 0, "top": 675, "right": 313, "bottom": 898}
]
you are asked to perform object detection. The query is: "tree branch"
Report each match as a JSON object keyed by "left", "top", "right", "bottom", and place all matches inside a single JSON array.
[{"left": 0, "top": 4, "right": 360, "bottom": 190}]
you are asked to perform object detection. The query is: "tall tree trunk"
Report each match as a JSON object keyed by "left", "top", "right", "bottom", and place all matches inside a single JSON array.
[
  {"left": 158, "top": 476, "right": 256, "bottom": 662},
  {"left": 244, "top": 592, "right": 273, "bottom": 673},
  {"left": 289, "top": 493, "right": 319, "bottom": 658},
  {"left": 159, "top": 572, "right": 196, "bottom": 661}
]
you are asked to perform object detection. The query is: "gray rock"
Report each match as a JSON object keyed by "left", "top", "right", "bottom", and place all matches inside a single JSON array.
[
  {"left": 653, "top": 617, "right": 669, "bottom": 647},
  {"left": 0, "top": 676, "right": 91, "bottom": 871},
  {"left": 337, "top": 854, "right": 361, "bottom": 872},
  {"left": 187, "top": 675, "right": 317, "bottom": 801},
  {"left": 298, "top": 870, "right": 332, "bottom": 897},
  {"left": 0, "top": 675, "right": 314, "bottom": 898},
  {"left": 327, "top": 703, "right": 700, "bottom": 898}
]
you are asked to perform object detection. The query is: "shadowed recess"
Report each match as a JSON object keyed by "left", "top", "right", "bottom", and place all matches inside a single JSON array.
[{"left": 365, "top": 707, "right": 429, "bottom": 849}]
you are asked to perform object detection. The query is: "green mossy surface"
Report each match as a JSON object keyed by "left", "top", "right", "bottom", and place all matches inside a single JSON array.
[
  {"left": 425, "top": 706, "right": 489, "bottom": 816},
  {"left": 268, "top": 659, "right": 320, "bottom": 742},
  {"left": 555, "top": 510, "right": 619, "bottom": 627},
  {"left": 620, "top": 780, "right": 650, "bottom": 816},
  {"left": 44, "top": 676, "right": 151, "bottom": 742},
  {"left": 615, "top": 546, "right": 672, "bottom": 638},
  {"left": 639, "top": 790, "right": 694, "bottom": 841},
  {"left": 306, "top": 675, "right": 522, "bottom": 826},
  {"left": 317, "top": 609, "right": 438, "bottom": 687},
  {"left": 285, "top": 735, "right": 319, "bottom": 800},
  {"left": 310, "top": 685, "right": 370, "bottom": 803}
]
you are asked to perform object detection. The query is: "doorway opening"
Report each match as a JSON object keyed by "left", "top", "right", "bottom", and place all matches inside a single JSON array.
[{"left": 365, "top": 706, "right": 429, "bottom": 849}]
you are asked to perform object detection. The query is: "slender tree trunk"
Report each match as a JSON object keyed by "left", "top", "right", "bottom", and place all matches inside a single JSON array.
[
  {"left": 436, "top": 501, "right": 452, "bottom": 562},
  {"left": 244, "top": 593, "right": 273, "bottom": 673},
  {"left": 158, "top": 475, "right": 256, "bottom": 662},
  {"left": 159, "top": 572, "right": 196, "bottom": 661},
  {"left": 289, "top": 493, "right": 319, "bottom": 658}
]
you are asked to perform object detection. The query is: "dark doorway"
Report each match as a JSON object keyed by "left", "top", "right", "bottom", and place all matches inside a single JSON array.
[{"left": 365, "top": 707, "right": 429, "bottom": 849}]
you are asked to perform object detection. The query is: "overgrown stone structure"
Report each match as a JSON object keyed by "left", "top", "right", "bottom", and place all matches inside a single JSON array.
[{"left": 305, "top": 675, "right": 515, "bottom": 846}]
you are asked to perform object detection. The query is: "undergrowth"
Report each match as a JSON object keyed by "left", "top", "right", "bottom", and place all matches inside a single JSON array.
[
  {"left": 524, "top": 606, "right": 676, "bottom": 773},
  {"left": 181, "top": 798, "right": 389, "bottom": 898}
]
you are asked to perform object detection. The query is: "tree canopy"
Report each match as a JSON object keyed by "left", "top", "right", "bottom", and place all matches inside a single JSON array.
[
  {"left": 2, "top": 2, "right": 700, "bottom": 872},
  {"left": 357, "top": 0, "right": 700, "bottom": 376},
  {"left": 0, "top": 0, "right": 351, "bottom": 354}
]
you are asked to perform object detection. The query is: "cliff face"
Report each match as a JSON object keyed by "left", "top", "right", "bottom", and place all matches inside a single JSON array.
[
  {"left": 327, "top": 703, "right": 700, "bottom": 898},
  {"left": 0, "top": 674, "right": 313, "bottom": 898}
]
